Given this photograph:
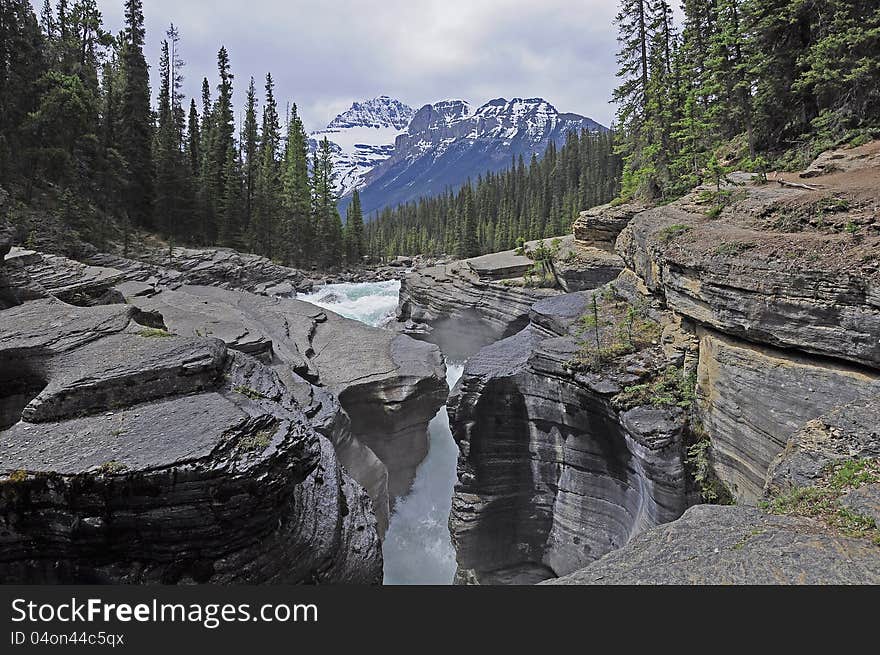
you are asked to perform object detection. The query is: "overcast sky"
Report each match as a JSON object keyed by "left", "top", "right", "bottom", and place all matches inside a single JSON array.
[{"left": 35, "top": 0, "right": 624, "bottom": 131}]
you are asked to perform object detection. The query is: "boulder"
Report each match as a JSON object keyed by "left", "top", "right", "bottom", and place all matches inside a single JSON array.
[
  {"left": 554, "top": 246, "right": 624, "bottom": 292},
  {"left": 573, "top": 201, "right": 646, "bottom": 251},
  {"left": 0, "top": 297, "right": 382, "bottom": 584},
  {"left": 465, "top": 249, "right": 534, "bottom": 281},
  {"left": 544, "top": 505, "right": 880, "bottom": 585}
]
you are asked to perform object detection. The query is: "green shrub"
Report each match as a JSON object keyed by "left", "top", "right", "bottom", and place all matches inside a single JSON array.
[
  {"left": 239, "top": 429, "right": 273, "bottom": 452},
  {"left": 614, "top": 365, "right": 696, "bottom": 411},
  {"left": 573, "top": 292, "right": 661, "bottom": 371},
  {"left": 762, "top": 458, "right": 880, "bottom": 543},
  {"left": 685, "top": 437, "right": 734, "bottom": 504}
]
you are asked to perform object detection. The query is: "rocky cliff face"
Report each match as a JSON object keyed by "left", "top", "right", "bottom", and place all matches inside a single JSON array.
[
  {"left": 613, "top": 146, "right": 880, "bottom": 504},
  {"left": 448, "top": 289, "right": 695, "bottom": 583},
  {"left": 400, "top": 140, "right": 880, "bottom": 584},
  {"left": 398, "top": 236, "right": 623, "bottom": 360},
  {"left": 0, "top": 241, "right": 450, "bottom": 584},
  {"left": 546, "top": 142, "right": 880, "bottom": 583}
]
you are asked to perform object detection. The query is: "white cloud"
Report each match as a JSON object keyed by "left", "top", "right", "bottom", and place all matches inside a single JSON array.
[{"left": 35, "top": 0, "right": 621, "bottom": 130}]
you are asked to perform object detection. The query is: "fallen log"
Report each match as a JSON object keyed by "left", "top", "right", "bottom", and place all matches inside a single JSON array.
[{"left": 773, "top": 178, "right": 822, "bottom": 191}]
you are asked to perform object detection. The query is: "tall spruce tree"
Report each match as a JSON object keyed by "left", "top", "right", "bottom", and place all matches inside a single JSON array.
[
  {"left": 344, "top": 188, "right": 365, "bottom": 263},
  {"left": 249, "top": 73, "right": 280, "bottom": 256},
  {"left": 312, "top": 137, "right": 343, "bottom": 267},
  {"left": 208, "top": 46, "right": 235, "bottom": 243},
  {"left": 242, "top": 77, "right": 259, "bottom": 233},
  {"left": 119, "top": 0, "right": 153, "bottom": 227},
  {"left": 279, "top": 103, "right": 312, "bottom": 265}
]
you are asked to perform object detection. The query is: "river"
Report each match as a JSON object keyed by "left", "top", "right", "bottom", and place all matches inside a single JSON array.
[{"left": 298, "top": 281, "right": 462, "bottom": 585}]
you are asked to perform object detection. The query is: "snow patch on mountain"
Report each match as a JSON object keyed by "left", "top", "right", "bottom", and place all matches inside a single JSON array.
[{"left": 310, "top": 96, "right": 415, "bottom": 198}]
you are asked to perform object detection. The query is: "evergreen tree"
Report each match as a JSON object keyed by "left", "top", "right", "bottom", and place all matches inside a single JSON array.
[
  {"left": 312, "top": 137, "right": 343, "bottom": 267},
  {"left": 366, "top": 130, "right": 621, "bottom": 259},
  {"left": 242, "top": 77, "right": 259, "bottom": 233},
  {"left": 249, "top": 73, "right": 280, "bottom": 255},
  {"left": 208, "top": 46, "right": 235, "bottom": 243},
  {"left": 344, "top": 188, "right": 365, "bottom": 263},
  {"left": 185, "top": 99, "right": 200, "bottom": 176},
  {"left": 118, "top": 0, "right": 153, "bottom": 227},
  {"left": 279, "top": 103, "right": 312, "bottom": 265}
]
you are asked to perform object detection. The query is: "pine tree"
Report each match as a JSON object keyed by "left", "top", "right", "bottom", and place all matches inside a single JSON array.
[
  {"left": 312, "top": 137, "right": 343, "bottom": 267},
  {"left": 249, "top": 73, "right": 281, "bottom": 256},
  {"left": 242, "top": 77, "right": 259, "bottom": 233},
  {"left": 218, "top": 144, "right": 244, "bottom": 247},
  {"left": 344, "top": 188, "right": 365, "bottom": 263},
  {"left": 118, "top": 0, "right": 153, "bottom": 228},
  {"left": 279, "top": 103, "right": 311, "bottom": 265},
  {"left": 208, "top": 46, "right": 235, "bottom": 243},
  {"left": 185, "top": 99, "right": 200, "bottom": 176}
]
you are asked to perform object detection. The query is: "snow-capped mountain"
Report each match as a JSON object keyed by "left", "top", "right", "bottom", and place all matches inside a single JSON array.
[
  {"left": 310, "top": 96, "right": 415, "bottom": 199},
  {"left": 348, "top": 97, "right": 606, "bottom": 216}
]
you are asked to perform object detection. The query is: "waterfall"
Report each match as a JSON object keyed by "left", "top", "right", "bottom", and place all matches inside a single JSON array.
[{"left": 298, "top": 280, "right": 461, "bottom": 585}]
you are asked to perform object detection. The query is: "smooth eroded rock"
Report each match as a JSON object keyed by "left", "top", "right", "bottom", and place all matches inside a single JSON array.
[
  {"left": 0, "top": 297, "right": 383, "bottom": 583},
  {"left": 544, "top": 505, "right": 880, "bottom": 585},
  {"left": 450, "top": 290, "right": 693, "bottom": 583}
]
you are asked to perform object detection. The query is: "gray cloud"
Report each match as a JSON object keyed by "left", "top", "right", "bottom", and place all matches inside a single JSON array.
[{"left": 37, "top": 0, "right": 621, "bottom": 131}]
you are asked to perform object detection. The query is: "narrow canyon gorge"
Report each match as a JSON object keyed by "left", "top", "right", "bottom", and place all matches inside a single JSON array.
[{"left": 2, "top": 142, "right": 879, "bottom": 585}]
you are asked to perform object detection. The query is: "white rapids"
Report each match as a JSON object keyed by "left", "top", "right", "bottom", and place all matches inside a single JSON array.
[
  {"left": 298, "top": 280, "right": 463, "bottom": 585},
  {"left": 298, "top": 280, "right": 401, "bottom": 328}
]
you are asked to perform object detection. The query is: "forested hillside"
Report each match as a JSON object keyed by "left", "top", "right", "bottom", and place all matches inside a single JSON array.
[
  {"left": 0, "top": 0, "right": 365, "bottom": 267},
  {"left": 365, "top": 129, "right": 621, "bottom": 259},
  {"left": 614, "top": 0, "right": 880, "bottom": 200}
]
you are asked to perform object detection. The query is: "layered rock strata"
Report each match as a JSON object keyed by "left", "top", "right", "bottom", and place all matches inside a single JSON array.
[
  {"left": 449, "top": 289, "right": 694, "bottom": 583},
  {"left": 398, "top": 236, "right": 623, "bottom": 359}
]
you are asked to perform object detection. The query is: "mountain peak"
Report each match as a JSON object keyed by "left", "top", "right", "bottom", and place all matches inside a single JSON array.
[{"left": 326, "top": 96, "right": 415, "bottom": 131}]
